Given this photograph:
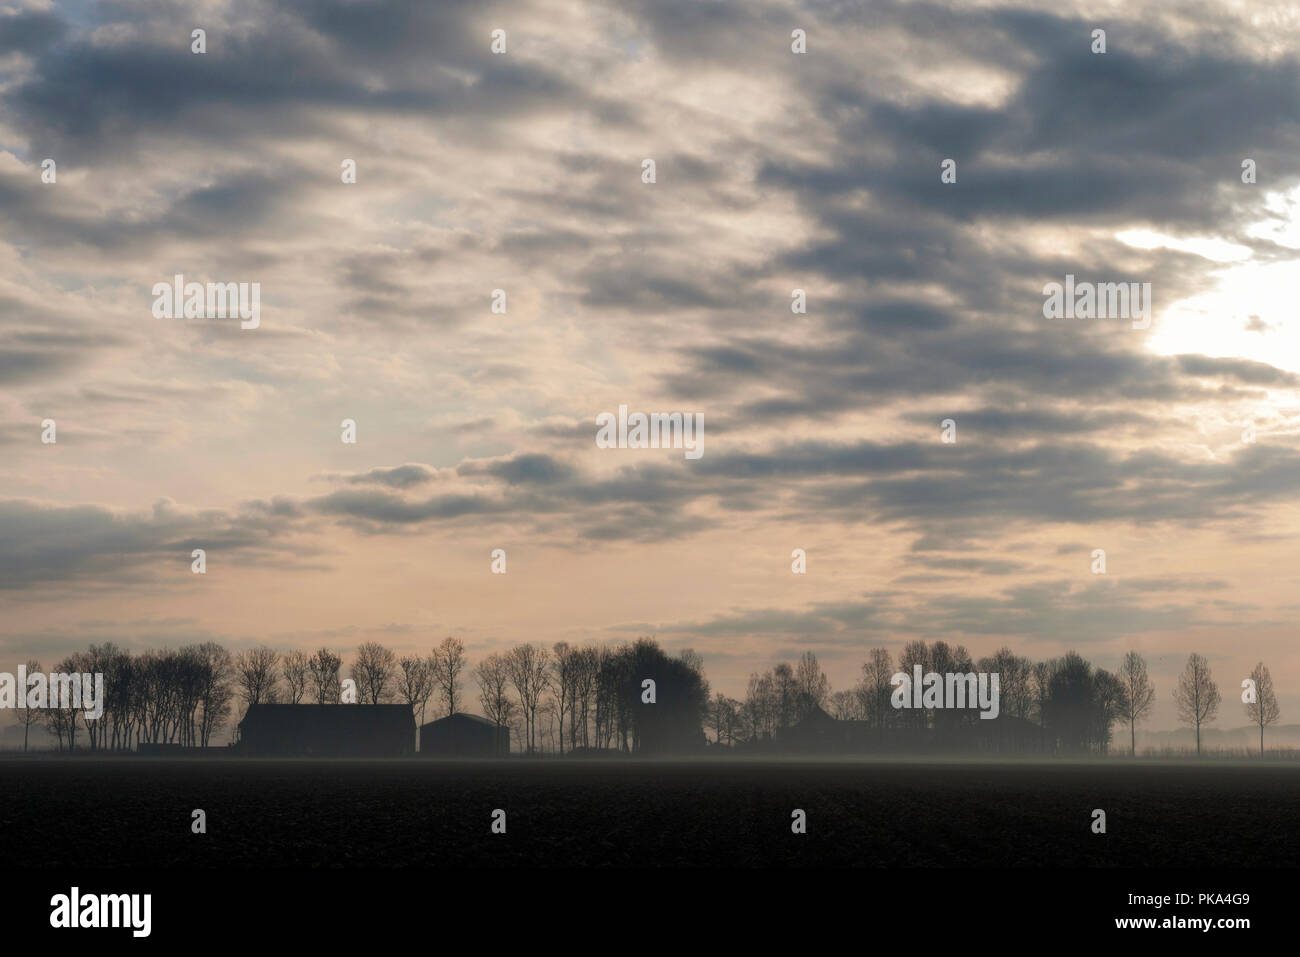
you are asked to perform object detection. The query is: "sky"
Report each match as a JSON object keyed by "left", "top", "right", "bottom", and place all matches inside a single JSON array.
[{"left": 2, "top": 0, "right": 1300, "bottom": 733}]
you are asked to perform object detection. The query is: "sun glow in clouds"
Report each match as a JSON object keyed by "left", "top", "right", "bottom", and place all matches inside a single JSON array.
[
  {"left": 1122, "top": 197, "right": 1300, "bottom": 375},
  {"left": 1115, "top": 229, "right": 1252, "bottom": 263}
]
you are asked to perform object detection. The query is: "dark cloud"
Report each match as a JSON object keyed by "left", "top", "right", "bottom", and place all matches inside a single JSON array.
[
  {"left": 660, "top": 575, "right": 1238, "bottom": 646},
  {"left": 0, "top": 9, "right": 65, "bottom": 53},
  {"left": 342, "top": 464, "right": 439, "bottom": 488},
  {"left": 213, "top": 432, "right": 1300, "bottom": 550},
  {"left": 903, "top": 406, "right": 1156, "bottom": 437},
  {"left": 459, "top": 453, "right": 577, "bottom": 485},
  {"left": 4, "top": 0, "right": 612, "bottom": 161},
  {"left": 0, "top": 497, "right": 307, "bottom": 590}
]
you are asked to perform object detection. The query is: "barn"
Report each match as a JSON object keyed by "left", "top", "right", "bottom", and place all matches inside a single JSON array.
[
  {"left": 419, "top": 712, "right": 509, "bottom": 757},
  {"left": 238, "top": 703, "right": 415, "bottom": 756}
]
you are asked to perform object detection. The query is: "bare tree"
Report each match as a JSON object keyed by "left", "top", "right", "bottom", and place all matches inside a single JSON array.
[
  {"left": 1091, "top": 668, "right": 1128, "bottom": 754},
  {"left": 236, "top": 646, "right": 280, "bottom": 708},
  {"left": 79, "top": 645, "right": 110, "bottom": 749},
  {"left": 175, "top": 646, "right": 205, "bottom": 745},
  {"left": 19, "top": 659, "right": 42, "bottom": 751},
  {"left": 859, "top": 648, "right": 895, "bottom": 731},
  {"left": 571, "top": 646, "right": 599, "bottom": 750},
  {"left": 505, "top": 643, "right": 550, "bottom": 753},
  {"left": 134, "top": 649, "right": 170, "bottom": 744},
  {"left": 351, "top": 642, "right": 397, "bottom": 705},
  {"left": 551, "top": 642, "right": 576, "bottom": 754},
  {"left": 743, "top": 670, "right": 776, "bottom": 741},
  {"left": 593, "top": 645, "right": 618, "bottom": 748},
  {"left": 432, "top": 637, "right": 468, "bottom": 717},
  {"left": 43, "top": 655, "right": 83, "bottom": 751},
  {"left": 1244, "top": 661, "right": 1280, "bottom": 757},
  {"left": 1119, "top": 651, "right": 1155, "bottom": 756},
  {"left": 396, "top": 655, "right": 436, "bottom": 746},
  {"left": 475, "top": 653, "right": 516, "bottom": 755},
  {"left": 898, "top": 641, "right": 930, "bottom": 730},
  {"left": 42, "top": 702, "right": 78, "bottom": 752},
  {"left": 97, "top": 646, "right": 135, "bottom": 750},
  {"left": 307, "top": 648, "right": 343, "bottom": 704},
  {"left": 508, "top": 712, "right": 526, "bottom": 754},
  {"left": 192, "top": 641, "right": 234, "bottom": 747},
  {"left": 539, "top": 699, "right": 559, "bottom": 753},
  {"left": 755, "top": 662, "right": 790, "bottom": 731},
  {"left": 281, "top": 650, "right": 309, "bottom": 704},
  {"left": 977, "top": 647, "right": 1033, "bottom": 721},
  {"left": 828, "top": 689, "right": 862, "bottom": 720},
  {"left": 62, "top": 650, "right": 100, "bottom": 748},
  {"left": 794, "top": 651, "right": 831, "bottom": 720},
  {"left": 1030, "top": 660, "right": 1051, "bottom": 748},
  {"left": 707, "top": 692, "right": 743, "bottom": 744},
  {"left": 1174, "top": 653, "right": 1221, "bottom": 756}
]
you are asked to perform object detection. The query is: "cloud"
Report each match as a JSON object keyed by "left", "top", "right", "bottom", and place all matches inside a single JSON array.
[
  {"left": 0, "top": 497, "right": 307, "bottom": 590},
  {"left": 3, "top": 0, "right": 1299, "bottom": 713},
  {"left": 338, "top": 464, "right": 440, "bottom": 488}
]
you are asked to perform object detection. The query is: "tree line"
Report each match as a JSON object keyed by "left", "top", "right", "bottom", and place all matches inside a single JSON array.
[
  {"left": 17, "top": 636, "right": 711, "bottom": 755},
  {"left": 13, "top": 639, "right": 1282, "bottom": 756},
  {"left": 706, "top": 645, "right": 1282, "bottom": 756}
]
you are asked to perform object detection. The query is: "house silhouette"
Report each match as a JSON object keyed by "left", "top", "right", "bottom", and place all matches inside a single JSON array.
[
  {"left": 419, "top": 712, "right": 509, "bottom": 757},
  {"left": 238, "top": 703, "right": 415, "bottom": 756}
]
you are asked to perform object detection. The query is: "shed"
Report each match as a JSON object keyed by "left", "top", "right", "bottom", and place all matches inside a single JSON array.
[
  {"left": 238, "top": 703, "right": 414, "bottom": 756},
  {"left": 419, "top": 712, "right": 509, "bottom": 757}
]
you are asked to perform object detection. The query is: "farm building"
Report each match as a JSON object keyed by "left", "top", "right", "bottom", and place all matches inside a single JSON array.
[
  {"left": 419, "top": 712, "right": 509, "bottom": 757},
  {"left": 238, "top": 703, "right": 415, "bottom": 756}
]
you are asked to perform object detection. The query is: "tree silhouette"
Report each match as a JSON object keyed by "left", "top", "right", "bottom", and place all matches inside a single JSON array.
[
  {"left": 236, "top": 646, "right": 280, "bottom": 708},
  {"left": 794, "top": 651, "right": 831, "bottom": 720},
  {"left": 351, "top": 642, "right": 396, "bottom": 704},
  {"left": 570, "top": 646, "right": 599, "bottom": 750},
  {"left": 397, "top": 654, "right": 435, "bottom": 744},
  {"left": 19, "top": 659, "right": 42, "bottom": 751},
  {"left": 1174, "top": 653, "right": 1220, "bottom": 756},
  {"left": 551, "top": 642, "right": 576, "bottom": 754},
  {"left": 505, "top": 643, "right": 549, "bottom": 753},
  {"left": 707, "top": 692, "right": 743, "bottom": 744},
  {"left": 977, "top": 647, "right": 1033, "bottom": 720},
  {"left": 475, "top": 653, "right": 516, "bottom": 755},
  {"left": 192, "top": 642, "right": 234, "bottom": 746},
  {"left": 1091, "top": 669, "right": 1127, "bottom": 754},
  {"left": 433, "top": 637, "right": 468, "bottom": 717},
  {"left": 611, "top": 638, "right": 708, "bottom": 753},
  {"left": 1118, "top": 651, "right": 1155, "bottom": 756},
  {"left": 858, "top": 647, "right": 894, "bottom": 732},
  {"left": 1244, "top": 661, "right": 1280, "bottom": 757},
  {"left": 281, "top": 649, "right": 309, "bottom": 705},
  {"left": 307, "top": 648, "right": 342, "bottom": 704},
  {"left": 828, "top": 689, "right": 862, "bottom": 720},
  {"left": 898, "top": 641, "right": 930, "bottom": 731}
]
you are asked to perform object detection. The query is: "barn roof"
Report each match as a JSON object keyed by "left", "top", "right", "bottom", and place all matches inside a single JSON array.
[
  {"left": 240, "top": 703, "right": 414, "bottom": 732},
  {"left": 419, "top": 711, "right": 498, "bottom": 731}
]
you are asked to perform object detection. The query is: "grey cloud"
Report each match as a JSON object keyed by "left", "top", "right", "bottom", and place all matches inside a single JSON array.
[
  {"left": 0, "top": 497, "right": 306, "bottom": 589},
  {"left": 0, "top": 9, "right": 65, "bottom": 54},
  {"left": 459, "top": 453, "right": 577, "bottom": 486},
  {"left": 342, "top": 464, "right": 440, "bottom": 488}
]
